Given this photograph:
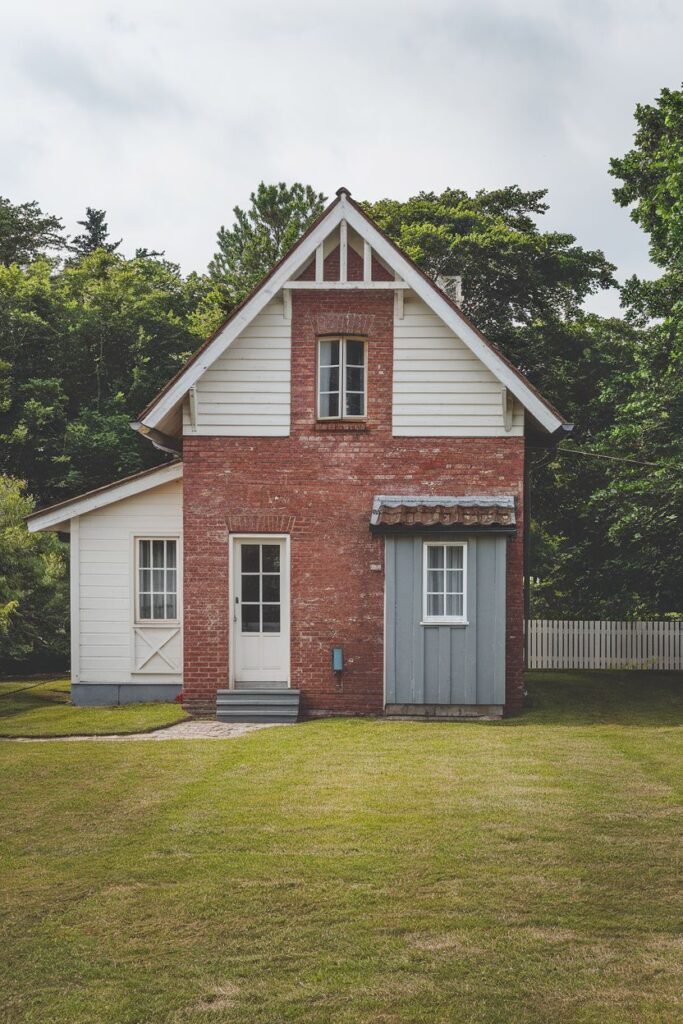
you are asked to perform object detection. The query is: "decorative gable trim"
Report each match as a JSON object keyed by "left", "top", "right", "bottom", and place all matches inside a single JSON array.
[
  {"left": 136, "top": 188, "right": 569, "bottom": 436},
  {"left": 340, "top": 196, "right": 566, "bottom": 435},
  {"left": 136, "top": 200, "right": 347, "bottom": 431}
]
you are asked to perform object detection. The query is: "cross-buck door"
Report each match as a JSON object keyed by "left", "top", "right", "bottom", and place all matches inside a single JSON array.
[{"left": 232, "top": 538, "right": 289, "bottom": 685}]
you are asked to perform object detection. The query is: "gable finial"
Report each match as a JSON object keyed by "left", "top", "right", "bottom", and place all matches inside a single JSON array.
[{"left": 335, "top": 186, "right": 351, "bottom": 198}]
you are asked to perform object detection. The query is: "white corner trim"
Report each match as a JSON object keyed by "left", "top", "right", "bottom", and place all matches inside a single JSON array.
[
  {"left": 70, "top": 516, "right": 80, "bottom": 685},
  {"left": 27, "top": 462, "right": 183, "bottom": 533},
  {"left": 340, "top": 198, "right": 564, "bottom": 433},
  {"left": 141, "top": 203, "right": 346, "bottom": 429}
]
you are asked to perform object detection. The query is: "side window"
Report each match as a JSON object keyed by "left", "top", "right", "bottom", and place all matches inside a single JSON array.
[
  {"left": 423, "top": 542, "right": 467, "bottom": 623},
  {"left": 318, "top": 337, "right": 366, "bottom": 419},
  {"left": 138, "top": 539, "right": 178, "bottom": 621}
]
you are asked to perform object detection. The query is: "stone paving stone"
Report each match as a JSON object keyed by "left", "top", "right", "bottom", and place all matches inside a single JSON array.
[{"left": 5, "top": 721, "right": 289, "bottom": 743}]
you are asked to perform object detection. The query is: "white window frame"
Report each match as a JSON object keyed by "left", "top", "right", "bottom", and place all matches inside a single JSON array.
[
  {"left": 422, "top": 541, "right": 468, "bottom": 625},
  {"left": 135, "top": 537, "right": 180, "bottom": 624},
  {"left": 317, "top": 336, "right": 367, "bottom": 420}
]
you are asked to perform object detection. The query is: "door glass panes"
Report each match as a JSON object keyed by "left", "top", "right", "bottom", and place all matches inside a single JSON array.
[
  {"left": 425, "top": 544, "right": 465, "bottom": 620},
  {"left": 262, "top": 545, "right": 280, "bottom": 573},
  {"left": 138, "top": 539, "right": 178, "bottom": 620},
  {"left": 240, "top": 543, "right": 282, "bottom": 634},
  {"left": 241, "top": 544, "right": 260, "bottom": 572}
]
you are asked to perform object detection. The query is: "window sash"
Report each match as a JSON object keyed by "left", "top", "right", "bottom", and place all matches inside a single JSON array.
[
  {"left": 138, "top": 538, "right": 179, "bottom": 621},
  {"left": 318, "top": 337, "right": 366, "bottom": 420},
  {"left": 422, "top": 542, "right": 467, "bottom": 623}
]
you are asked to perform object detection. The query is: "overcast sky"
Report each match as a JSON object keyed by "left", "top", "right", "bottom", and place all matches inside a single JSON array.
[{"left": 2, "top": 0, "right": 681, "bottom": 315}]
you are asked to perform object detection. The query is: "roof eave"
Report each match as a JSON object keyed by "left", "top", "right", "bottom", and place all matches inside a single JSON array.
[{"left": 26, "top": 461, "right": 183, "bottom": 533}]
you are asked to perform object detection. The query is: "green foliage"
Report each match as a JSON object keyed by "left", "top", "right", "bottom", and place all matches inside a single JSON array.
[
  {"left": 365, "top": 187, "right": 616, "bottom": 409},
  {"left": 576, "top": 83, "right": 683, "bottom": 617},
  {"left": 610, "top": 85, "right": 683, "bottom": 270},
  {"left": 0, "top": 196, "right": 65, "bottom": 267},
  {"left": 0, "top": 250, "right": 199, "bottom": 503},
  {"left": 0, "top": 477, "right": 68, "bottom": 672},
  {"left": 68, "top": 206, "right": 121, "bottom": 261},
  {"left": 207, "top": 182, "right": 326, "bottom": 313}
]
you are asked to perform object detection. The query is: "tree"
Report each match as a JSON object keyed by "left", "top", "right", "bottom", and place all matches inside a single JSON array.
[
  {"left": 530, "top": 86, "right": 683, "bottom": 619},
  {"left": 0, "top": 249, "right": 199, "bottom": 505},
  {"left": 364, "top": 188, "right": 616, "bottom": 410},
  {"left": 592, "top": 84, "right": 683, "bottom": 617},
  {"left": 0, "top": 197, "right": 65, "bottom": 267},
  {"left": 610, "top": 85, "right": 683, "bottom": 271},
  {"left": 0, "top": 476, "right": 68, "bottom": 672},
  {"left": 207, "top": 182, "right": 326, "bottom": 313},
  {"left": 68, "top": 207, "right": 121, "bottom": 260}
]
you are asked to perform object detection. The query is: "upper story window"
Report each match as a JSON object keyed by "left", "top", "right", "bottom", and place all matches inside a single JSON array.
[
  {"left": 137, "top": 538, "right": 178, "bottom": 621},
  {"left": 318, "top": 337, "right": 366, "bottom": 420}
]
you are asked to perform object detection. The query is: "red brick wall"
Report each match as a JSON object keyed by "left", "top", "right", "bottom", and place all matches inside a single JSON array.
[{"left": 182, "top": 287, "right": 525, "bottom": 715}]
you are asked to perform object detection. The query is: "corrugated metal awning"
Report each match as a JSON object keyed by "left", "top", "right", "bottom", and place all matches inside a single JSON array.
[{"left": 370, "top": 495, "right": 516, "bottom": 533}]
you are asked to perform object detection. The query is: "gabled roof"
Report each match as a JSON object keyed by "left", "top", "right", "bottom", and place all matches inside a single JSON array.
[
  {"left": 26, "top": 462, "right": 183, "bottom": 532},
  {"left": 136, "top": 187, "right": 569, "bottom": 436}
]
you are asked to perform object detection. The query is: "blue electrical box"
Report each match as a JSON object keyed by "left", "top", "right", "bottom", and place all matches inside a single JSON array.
[{"left": 331, "top": 646, "right": 344, "bottom": 672}]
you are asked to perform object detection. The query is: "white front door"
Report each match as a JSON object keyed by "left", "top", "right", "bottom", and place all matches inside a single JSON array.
[{"left": 232, "top": 538, "right": 289, "bottom": 685}]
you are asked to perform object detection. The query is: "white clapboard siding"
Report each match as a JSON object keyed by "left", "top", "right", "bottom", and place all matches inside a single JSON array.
[
  {"left": 527, "top": 620, "right": 683, "bottom": 670},
  {"left": 182, "top": 298, "right": 291, "bottom": 436},
  {"left": 393, "top": 297, "right": 524, "bottom": 436},
  {"left": 77, "top": 480, "right": 183, "bottom": 684}
]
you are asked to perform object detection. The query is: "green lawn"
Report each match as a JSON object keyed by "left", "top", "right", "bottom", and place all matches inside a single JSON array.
[
  {"left": 1, "top": 672, "right": 681, "bottom": 1024},
  {"left": 0, "top": 678, "right": 187, "bottom": 737}
]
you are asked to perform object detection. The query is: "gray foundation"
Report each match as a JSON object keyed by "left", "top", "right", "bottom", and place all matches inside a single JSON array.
[
  {"left": 72, "top": 682, "right": 182, "bottom": 706},
  {"left": 385, "top": 703, "right": 504, "bottom": 720}
]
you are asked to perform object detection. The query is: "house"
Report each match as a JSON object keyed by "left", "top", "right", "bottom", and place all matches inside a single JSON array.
[{"left": 27, "top": 188, "right": 570, "bottom": 721}]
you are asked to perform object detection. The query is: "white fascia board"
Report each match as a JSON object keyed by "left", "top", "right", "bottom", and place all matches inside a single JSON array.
[
  {"left": 27, "top": 463, "right": 183, "bottom": 533},
  {"left": 141, "top": 203, "right": 346, "bottom": 430},
  {"left": 340, "top": 198, "right": 564, "bottom": 434}
]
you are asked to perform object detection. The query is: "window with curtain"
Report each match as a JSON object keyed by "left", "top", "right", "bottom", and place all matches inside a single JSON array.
[{"left": 138, "top": 539, "right": 178, "bottom": 621}]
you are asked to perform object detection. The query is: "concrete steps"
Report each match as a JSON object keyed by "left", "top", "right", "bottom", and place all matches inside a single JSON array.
[{"left": 216, "top": 688, "right": 300, "bottom": 724}]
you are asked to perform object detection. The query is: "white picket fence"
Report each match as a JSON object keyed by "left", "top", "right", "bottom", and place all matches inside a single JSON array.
[{"left": 526, "top": 620, "right": 683, "bottom": 670}]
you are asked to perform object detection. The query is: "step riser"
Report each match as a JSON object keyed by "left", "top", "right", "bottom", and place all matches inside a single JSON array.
[
  {"left": 217, "top": 698, "right": 300, "bottom": 707},
  {"left": 216, "top": 687, "right": 300, "bottom": 724},
  {"left": 218, "top": 719, "right": 295, "bottom": 725},
  {"left": 216, "top": 708, "right": 299, "bottom": 716},
  {"left": 217, "top": 711, "right": 298, "bottom": 718},
  {"left": 217, "top": 690, "right": 299, "bottom": 698}
]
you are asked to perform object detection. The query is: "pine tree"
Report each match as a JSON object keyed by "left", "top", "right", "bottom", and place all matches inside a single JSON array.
[{"left": 68, "top": 207, "right": 121, "bottom": 260}]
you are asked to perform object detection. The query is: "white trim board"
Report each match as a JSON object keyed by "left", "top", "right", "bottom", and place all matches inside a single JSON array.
[
  {"left": 27, "top": 462, "right": 183, "bottom": 533},
  {"left": 70, "top": 516, "right": 80, "bottom": 686}
]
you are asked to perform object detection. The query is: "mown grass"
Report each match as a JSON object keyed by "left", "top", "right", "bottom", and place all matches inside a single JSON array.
[
  {"left": 0, "top": 679, "right": 187, "bottom": 737},
  {"left": 1, "top": 671, "right": 681, "bottom": 1023}
]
